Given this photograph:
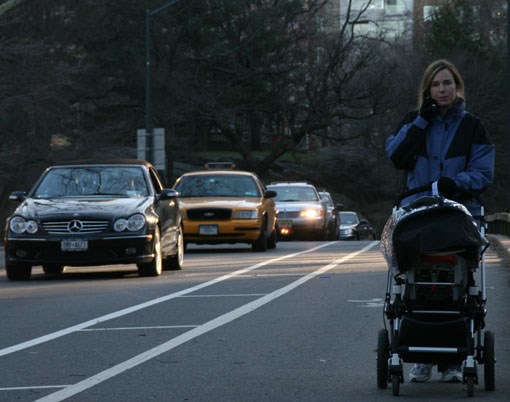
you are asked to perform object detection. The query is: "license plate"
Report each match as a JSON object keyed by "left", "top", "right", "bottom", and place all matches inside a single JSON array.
[
  {"left": 199, "top": 225, "right": 218, "bottom": 235},
  {"left": 61, "top": 239, "right": 88, "bottom": 251},
  {"left": 278, "top": 220, "right": 293, "bottom": 227}
]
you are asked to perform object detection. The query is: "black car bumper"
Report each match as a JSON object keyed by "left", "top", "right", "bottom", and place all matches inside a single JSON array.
[{"left": 5, "top": 235, "right": 155, "bottom": 266}]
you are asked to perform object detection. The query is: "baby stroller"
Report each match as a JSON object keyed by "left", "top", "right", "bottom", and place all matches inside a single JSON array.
[{"left": 378, "top": 184, "right": 495, "bottom": 397}]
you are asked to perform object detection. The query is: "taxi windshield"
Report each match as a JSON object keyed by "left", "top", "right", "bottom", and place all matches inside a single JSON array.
[{"left": 175, "top": 174, "right": 260, "bottom": 197}]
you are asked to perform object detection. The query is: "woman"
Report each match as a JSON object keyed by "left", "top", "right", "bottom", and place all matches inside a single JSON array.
[{"left": 385, "top": 59, "right": 495, "bottom": 383}]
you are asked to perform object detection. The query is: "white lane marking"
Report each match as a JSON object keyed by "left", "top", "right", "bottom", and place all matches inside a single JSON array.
[
  {"left": 0, "top": 386, "right": 68, "bottom": 391},
  {"left": 79, "top": 325, "right": 198, "bottom": 331},
  {"left": 0, "top": 242, "right": 336, "bottom": 358},
  {"left": 347, "top": 298, "right": 385, "bottom": 308},
  {"left": 347, "top": 298, "right": 384, "bottom": 303},
  {"left": 34, "top": 242, "right": 378, "bottom": 402},
  {"left": 179, "top": 293, "right": 266, "bottom": 297}
]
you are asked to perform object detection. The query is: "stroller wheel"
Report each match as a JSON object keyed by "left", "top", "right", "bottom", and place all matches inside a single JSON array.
[
  {"left": 391, "top": 374, "right": 400, "bottom": 396},
  {"left": 376, "top": 329, "right": 389, "bottom": 389},
  {"left": 466, "top": 377, "right": 474, "bottom": 397},
  {"left": 484, "top": 331, "right": 495, "bottom": 391}
]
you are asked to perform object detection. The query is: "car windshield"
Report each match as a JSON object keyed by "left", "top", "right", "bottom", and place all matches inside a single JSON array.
[
  {"left": 32, "top": 166, "right": 149, "bottom": 198},
  {"left": 340, "top": 212, "right": 359, "bottom": 225},
  {"left": 270, "top": 186, "right": 319, "bottom": 202},
  {"left": 175, "top": 174, "right": 260, "bottom": 197},
  {"left": 320, "top": 193, "right": 333, "bottom": 207}
]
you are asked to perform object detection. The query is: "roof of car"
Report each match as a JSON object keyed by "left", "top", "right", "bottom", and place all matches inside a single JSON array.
[
  {"left": 179, "top": 170, "right": 257, "bottom": 177},
  {"left": 268, "top": 182, "right": 315, "bottom": 187},
  {"left": 51, "top": 159, "right": 153, "bottom": 168}
]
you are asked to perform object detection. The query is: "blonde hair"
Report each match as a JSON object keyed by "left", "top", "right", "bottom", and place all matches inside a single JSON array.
[{"left": 418, "top": 59, "right": 465, "bottom": 108}]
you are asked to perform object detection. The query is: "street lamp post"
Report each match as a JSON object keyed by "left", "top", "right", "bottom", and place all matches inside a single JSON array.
[{"left": 145, "top": 0, "right": 184, "bottom": 177}]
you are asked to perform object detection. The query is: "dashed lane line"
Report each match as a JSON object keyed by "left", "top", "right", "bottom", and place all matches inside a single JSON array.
[
  {"left": 0, "top": 242, "right": 336, "bottom": 358},
  {"left": 33, "top": 242, "right": 378, "bottom": 402}
]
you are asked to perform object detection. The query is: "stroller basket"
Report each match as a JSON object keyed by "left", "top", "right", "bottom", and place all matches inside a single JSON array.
[{"left": 398, "top": 314, "right": 469, "bottom": 365}]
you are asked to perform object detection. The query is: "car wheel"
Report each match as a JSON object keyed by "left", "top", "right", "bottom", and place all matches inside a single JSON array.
[
  {"left": 252, "top": 220, "right": 268, "bottom": 252},
  {"left": 327, "top": 224, "right": 336, "bottom": 241},
  {"left": 137, "top": 227, "right": 163, "bottom": 277},
  {"left": 266, "top": 228, "right": 277, "bottom": 249},
  {"left": 6, "top": 263, "right": 32, "bottom": 281},
  {"left": 318, "top": 226, "right": 328, "bottom": 241},
  {"left": 164, "top": 226, "right": 184, "bottom": 271},
  {"left": 42, "top": 264, "right": 65, "bottom": 274}
]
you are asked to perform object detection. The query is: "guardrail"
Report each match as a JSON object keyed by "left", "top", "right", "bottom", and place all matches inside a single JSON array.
[{"left": 486, "top": 212, "right": 510, "bottom": 236}]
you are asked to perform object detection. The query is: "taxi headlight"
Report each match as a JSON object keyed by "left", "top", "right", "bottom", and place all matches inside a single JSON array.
[
  {"left": 9, "top": 216, "right": 39, "bottom": 234},
  {"left": 233, "top": 210, "right": 258, "bottom": 219}
]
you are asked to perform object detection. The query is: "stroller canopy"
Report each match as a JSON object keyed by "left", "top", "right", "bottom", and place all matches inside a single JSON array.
[{"left": 391, "top": 197, "right": 486, "bottom": 272}]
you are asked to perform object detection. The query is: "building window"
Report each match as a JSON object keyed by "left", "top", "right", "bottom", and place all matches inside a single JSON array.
[{"left": 423, "top": 5, "right": 439, "bottom": 21}]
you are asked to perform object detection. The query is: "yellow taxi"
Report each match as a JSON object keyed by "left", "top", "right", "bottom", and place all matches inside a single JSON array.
[{"left": 172, "top": 163, "right": 278, "bottom": 251}]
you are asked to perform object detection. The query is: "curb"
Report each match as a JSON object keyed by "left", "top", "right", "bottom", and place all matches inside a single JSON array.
[{"left": 487, "top": 234, "right": 510, "bottom": 269}]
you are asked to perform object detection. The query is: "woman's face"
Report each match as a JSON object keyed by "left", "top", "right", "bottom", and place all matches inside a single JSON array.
[{"left": 429, "top": 68, "right": 457, "bottom": 111}]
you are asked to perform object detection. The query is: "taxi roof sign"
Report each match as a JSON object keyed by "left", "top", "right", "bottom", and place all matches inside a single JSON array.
[{"left": 205, "top": 162, "right": 236, "bottom": 170}]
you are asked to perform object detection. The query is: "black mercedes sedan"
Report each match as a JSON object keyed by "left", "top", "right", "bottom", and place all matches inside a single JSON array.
[{"left": 4, "top": 159, "right": 184, "bottom": 280}]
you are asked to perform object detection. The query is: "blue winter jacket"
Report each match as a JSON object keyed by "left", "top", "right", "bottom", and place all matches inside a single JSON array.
[{"left": 386, "top": 100, "right": 494, "bottom": 217}]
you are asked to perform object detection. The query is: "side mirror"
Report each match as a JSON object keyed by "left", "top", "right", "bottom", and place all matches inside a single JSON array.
[
  {"left": 333, "top": 203, "right": 344, "bottom": 212},
  {"left": 159, "top": 188, "right": 179, "bottom": 200},
  {"left": 9, "top": 191, "right": 27, "bottom": 202},
  {"left": 265, "top": 190, "right": 277, "bottom": 199}
]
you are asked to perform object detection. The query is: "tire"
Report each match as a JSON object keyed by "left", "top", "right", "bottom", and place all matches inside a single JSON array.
[
  {"left": 267, "top": 228, "right": 277, "bottom": 249},
  {"left": 466, "top": 376, "right": 474, "bottom": 397},
  {"left": 42, "top": 264, "right": 65, "bottom": 274},
  {"left": 377, "top": 329, "right": 389, "bottom": 389},
  {"left": 391, "top": 374, "right": 400, "bottom": 396},
  {"left": 137, "top": 227, "right": 163, "bottom": 277},
  {"left": 484, "top": 331, "right": 495, "bottom": 391},
  {"left": 6, "top": 263, "right": 32, "bottom": 281},
  {"left": 326, "top": 223, "right": 336, "bottom": 241},
  {"left": 318, "top": 226, "right": 328, "bottom": 241},
  {"left": 252, "top": 220, "right": 268, "bottom": 252},
  {"left": 164, "top": 226, "right": 184, "bottom": 271}
]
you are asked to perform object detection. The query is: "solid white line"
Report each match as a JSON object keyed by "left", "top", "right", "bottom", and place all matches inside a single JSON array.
[
  {"left": 79, "top": 325, "right": 198, "bottom": 331},
  {"left": 0, "top": 242, "right": 335, "bottom": 358},
  {"left": 179, "top": 293, "right": 266, "bottom": 297},
  {"left": 34, "top": 242, "right": 378, "bottom": 402},
  {"left": 0, "top": 385, "right": 68, "bottom": 391}
]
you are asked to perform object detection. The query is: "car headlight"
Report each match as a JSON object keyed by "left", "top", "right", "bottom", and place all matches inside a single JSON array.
[
  {"left": 9, "top": 216, "right": 39, "bottom": 234},
  {"left": 299, "top": 209, "right": 321, "bottom": 219},
  {"left": 233, "top": 210, "right": 258, "bottom": 219},
  {"left": 114, "top": 214, "right": 146, "bottom": 232}
]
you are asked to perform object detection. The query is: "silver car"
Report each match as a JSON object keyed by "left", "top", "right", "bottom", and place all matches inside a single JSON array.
[{"left": 267, "top": 182, "right": 328, "bottom": 240}]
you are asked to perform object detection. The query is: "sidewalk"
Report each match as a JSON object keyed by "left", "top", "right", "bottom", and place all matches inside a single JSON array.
[{"left": 488, "top": 234, "right": 510, "bottom": 267}]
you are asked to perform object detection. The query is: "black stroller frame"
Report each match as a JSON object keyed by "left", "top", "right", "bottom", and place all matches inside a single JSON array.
[{"left": 377, "top": 185, "right": 496, "bottom": 397}]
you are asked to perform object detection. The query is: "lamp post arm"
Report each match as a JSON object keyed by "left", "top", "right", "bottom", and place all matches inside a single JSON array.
[
  {"left": 146, "top": 0, "right": 185, "bottom": 136},
  {"left": 149, "top": 0, "right": 183, "bottom": 18}
]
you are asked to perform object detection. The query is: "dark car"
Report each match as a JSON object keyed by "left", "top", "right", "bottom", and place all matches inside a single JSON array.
[
  {"left": 4, "top": 159, "right": 183, "bottom": 280},
  {"left": 339, "top": 211, "right": 377, "bottom": 240},
  {"left": 319, "top": 191, "right": 343, "bottom": 240}
]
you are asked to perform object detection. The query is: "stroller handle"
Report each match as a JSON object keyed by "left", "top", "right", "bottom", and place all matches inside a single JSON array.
[{"left": 395, "top": 184, "right": 485, "bottom": 208}]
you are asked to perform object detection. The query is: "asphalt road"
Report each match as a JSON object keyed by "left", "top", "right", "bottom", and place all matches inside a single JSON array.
[{"left": 0, "top": 240, "right": 509, "bottom": 402}]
